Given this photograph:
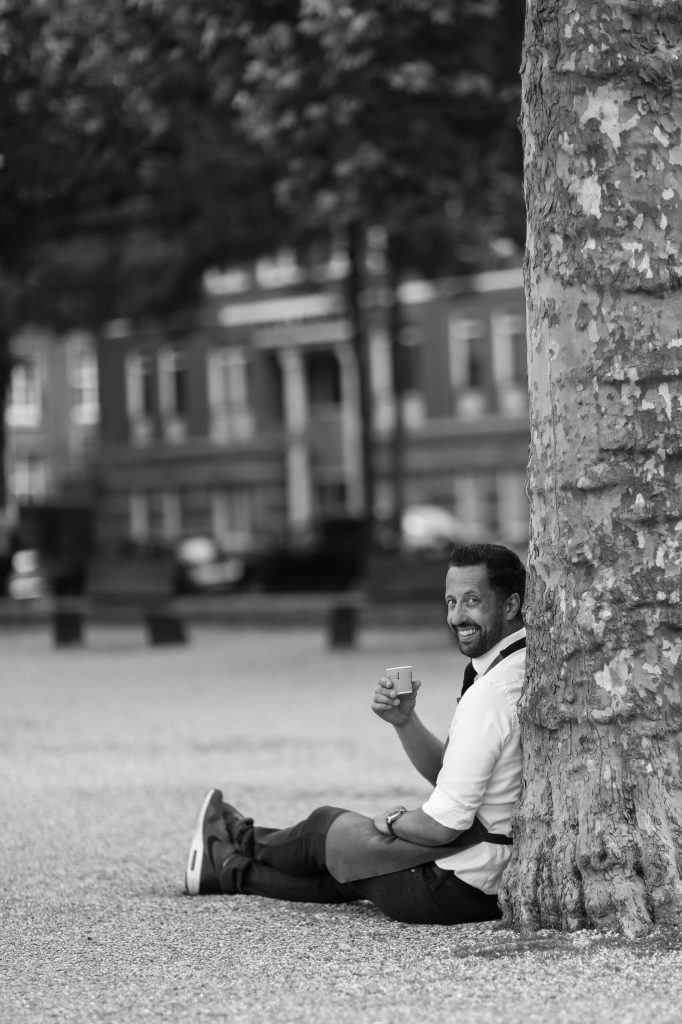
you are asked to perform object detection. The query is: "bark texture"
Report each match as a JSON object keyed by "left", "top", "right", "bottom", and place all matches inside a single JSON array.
[{"left": 500, "top": 0, "right": 682, "bottom": 936}]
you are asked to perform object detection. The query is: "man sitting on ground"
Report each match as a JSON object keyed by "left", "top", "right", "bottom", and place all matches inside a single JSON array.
[{"left": 184, "top": 543, "right": 526, "bottom": 925}]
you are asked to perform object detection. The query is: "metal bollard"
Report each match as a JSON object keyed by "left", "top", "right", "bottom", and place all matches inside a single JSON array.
[
  {"left": 145, "top": 610, "right": 187, "bottom": 645},
  {"left": 53, "top": 609, "right": 84, "bottom": 647},
  {"left": 327, "top": 603, "right": 358, "bottom": 649}
]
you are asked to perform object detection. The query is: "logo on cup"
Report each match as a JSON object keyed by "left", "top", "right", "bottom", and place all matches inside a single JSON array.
[{"left": 386, "top": 665, "right": 413, "bottom": 695}]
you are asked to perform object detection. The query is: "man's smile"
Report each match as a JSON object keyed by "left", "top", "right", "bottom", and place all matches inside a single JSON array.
[{"left": 457, "top": 626, "right": 480, "bottom": 639}]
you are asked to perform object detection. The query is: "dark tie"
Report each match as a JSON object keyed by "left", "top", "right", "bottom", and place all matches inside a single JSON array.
[{"left": 461, "top": 660, "right": 477, "bottom": 697}]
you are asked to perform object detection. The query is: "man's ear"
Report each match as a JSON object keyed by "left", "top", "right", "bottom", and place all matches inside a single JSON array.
[{"left": 506, "top": 593, "right": 521, "bottom": 621}]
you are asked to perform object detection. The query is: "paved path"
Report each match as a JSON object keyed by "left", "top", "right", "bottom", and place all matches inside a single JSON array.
[{"left": 2, "top": 624, "right": 680, "bottom": 1023}]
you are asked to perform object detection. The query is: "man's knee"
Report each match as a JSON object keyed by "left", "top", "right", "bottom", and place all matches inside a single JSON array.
[{"left": 307, "top": 805, "right": 347, "bottom": 833}]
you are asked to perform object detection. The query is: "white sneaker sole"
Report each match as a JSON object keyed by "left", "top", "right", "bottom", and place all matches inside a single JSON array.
[{"left": 185, "top": 788, "right": 219, "bottom": 895}]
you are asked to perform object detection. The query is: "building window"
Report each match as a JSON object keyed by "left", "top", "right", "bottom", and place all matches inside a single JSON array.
[
  {"left": 211, "top": 488, "right": 253, "bottom": 547},
  {"left": 11, "top": 454, "right": 46, "bottom": 503},
  {"left": 160, "top": 490, "right": 182, "bottom": 541},
  {"left": 207, "top": 348, "right": 253, "bottom": 443},
  {"left": 307, "top": 349, "right": 341, "bottom": 407},
  {"left": 7, "top": 358, "right": 42, "bottom": 428},
  {"left": 314, "top": 480, "right": 347, "bottom": 519},
  {"left": 496, "top": 471, "right": 529, "bottom": 545},
  {"left": 369, "top": 328, "right": 396, "bottom": 434},
  {"left": 448, "top": 316, "right": 487, "bottom": 418},
  {"left": 397, "top": 326, "right": 425, "bottom": 431},
  {"left": 129, "top": 491, "right": 151, "bottom": 541},
  {"left": 453, "top": 473, "right": 497, "bottom": 536},
  {"left": 70, "top": 345, "right": 99, "bottom": 426},
  {"left": 491, "top": 312, "right": 528, "bottom": 416},
  {"left": 254, "top": 250, "right": 303, "bottom": 289},
  {"left": 125, "top": 352, "right": 155, "bottom": 445},
  {"left": 158, "top": 346, "right": 188, "bottom": 443}
]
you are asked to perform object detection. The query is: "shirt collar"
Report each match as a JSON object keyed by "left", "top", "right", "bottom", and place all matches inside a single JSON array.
[{"left": 471, "top": 625, "right": 526, "bottom": 678}]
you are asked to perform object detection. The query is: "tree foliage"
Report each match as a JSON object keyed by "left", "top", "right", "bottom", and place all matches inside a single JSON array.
[
  {"left": 0, "top": 0, "right": 524, "bottom": 324},
  {"left": 0, "top": 0, "right": 286, "bottom": 327},
  {"left": 236, "top": 0, "right": 525, "bottom": 273}
]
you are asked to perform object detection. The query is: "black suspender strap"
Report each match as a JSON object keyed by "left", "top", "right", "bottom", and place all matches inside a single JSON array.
[
  {"left": 486, "top": 635, "right": 527, "bottom": 671},
  {"left": 458, "top": 635, "right": 526, "bottom": 703},
  {"left": 447, "top": 816, "right": 513, "bottom": 849}
]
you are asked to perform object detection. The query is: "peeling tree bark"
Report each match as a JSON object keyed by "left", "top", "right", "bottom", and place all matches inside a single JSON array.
[{"left": 499, "top": 0, "right": 682, "bottom": 937}]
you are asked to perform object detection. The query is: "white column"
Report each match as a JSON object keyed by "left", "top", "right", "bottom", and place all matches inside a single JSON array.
[
  {"left": 278, "top": 348, "right": 313, "bottom": 528},
  {"left": 335, "top": 344, "right": 364, "bottom": 513}
]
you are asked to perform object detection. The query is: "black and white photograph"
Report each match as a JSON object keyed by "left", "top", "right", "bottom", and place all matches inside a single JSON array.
[{"left": 2, "top": 2, "right": 681, "bottom": 1022}]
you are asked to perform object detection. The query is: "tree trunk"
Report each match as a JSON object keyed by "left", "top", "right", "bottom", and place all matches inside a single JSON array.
[
  {"left": 345, "top": 222, "right": 375, "bottom": 548},
  {"left": 0, "top": 278, "right": 17, "bottom": 511},
  {"left": 0, "top": 336, "right": 11, "bottom": 511},
  {"left": 386, "top": 243, "right": 407, "bottom": 536},
  {"left": 500, "top": 1, "right": 682, "bottom": 937}
]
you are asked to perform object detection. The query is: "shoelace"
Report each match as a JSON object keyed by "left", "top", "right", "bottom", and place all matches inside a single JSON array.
[{"left": 224, "top": 812, "right": 254, "bottom": 846}]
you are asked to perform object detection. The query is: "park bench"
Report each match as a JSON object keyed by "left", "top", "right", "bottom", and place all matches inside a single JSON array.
[{"left": 52, "top": 553, "right": 187, "bottom": 647}]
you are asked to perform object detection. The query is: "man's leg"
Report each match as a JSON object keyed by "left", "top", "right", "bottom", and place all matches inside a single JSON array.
[
  {"left": 188, "top": 792, "right": 501, "bottom": 923},
  {"left": 220, "top": 856, "right": 501, "bottom": 922},
  {"left": 222, "top": 802, "right": 501, "bottom": 922},
  {"left": 235, "top": 805, "right": 347, "bottom": 876},
  {"left": 218, "top": 854, "right": 362, "bottom": 904},
  {"left": 218, "top": 803, "right": 362, "bottom": 903},
  {"left": 187, "top": 791, "right": 360, "bottom": 902},
  {"left": 353, "top": 864, "right": 502, "bottom": 925}
]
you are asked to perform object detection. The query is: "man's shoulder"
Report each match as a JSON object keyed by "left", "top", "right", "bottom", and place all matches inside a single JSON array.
[
  {"left": 474, "top": 650, "right": 525, "bottom": 705},
  {"left": 485, "top": 646, "right": 526, "bottom": 681}
]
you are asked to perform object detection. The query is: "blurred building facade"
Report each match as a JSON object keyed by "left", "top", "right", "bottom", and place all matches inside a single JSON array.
[
  {"left": 6, "top": 326, "right": 99, "bottom": 511},
  {"left": 93, "top": 253, "right": 529, "bottom": 554}
]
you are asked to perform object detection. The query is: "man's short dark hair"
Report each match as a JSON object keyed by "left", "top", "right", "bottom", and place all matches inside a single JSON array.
[{"left": 449, "top": 543, "right": 526, "bottom": 611}]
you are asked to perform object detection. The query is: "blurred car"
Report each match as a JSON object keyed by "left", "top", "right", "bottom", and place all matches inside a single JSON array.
[
  {"left": 172, "top": 534, "right": 251, "bottom": 594},
  {"left": 400, "top": 504, "right": 476, "bottom": 555},
  {"left": 7, "top": 549, "right": 47, "bottom": 601},
  {"left": 375, "top": 504, "right": 476, "bottom": 557}
]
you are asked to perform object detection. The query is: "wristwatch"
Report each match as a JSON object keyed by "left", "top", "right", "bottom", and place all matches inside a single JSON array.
[{"left": 385, "top": 806, "right": 408, "bottom": 838}]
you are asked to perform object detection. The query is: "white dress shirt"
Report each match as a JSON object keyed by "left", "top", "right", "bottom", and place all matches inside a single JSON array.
[{"left": 421, "top": 626, "right": 526, "bottom": 894}]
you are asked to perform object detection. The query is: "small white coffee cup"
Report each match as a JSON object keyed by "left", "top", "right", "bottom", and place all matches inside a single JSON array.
[{"left": 385, "top": 665, "right": 413, "bottom": 695}]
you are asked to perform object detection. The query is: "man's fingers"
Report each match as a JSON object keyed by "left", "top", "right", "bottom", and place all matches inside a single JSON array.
[
  {"left": 372, "top": 674, "right": 420, "bottom": 718},
  {"left": 372, "top": 693, "right": 401, "bottom": 710}
]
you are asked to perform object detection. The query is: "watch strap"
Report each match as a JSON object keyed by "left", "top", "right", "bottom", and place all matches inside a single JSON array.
[{"left": 386, "top": 806, "right": 407, "bottom": 838}]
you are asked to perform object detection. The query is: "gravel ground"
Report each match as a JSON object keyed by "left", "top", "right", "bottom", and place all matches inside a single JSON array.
[{"left": 2, "top": 622, "right": 681, "bottom": 1024}]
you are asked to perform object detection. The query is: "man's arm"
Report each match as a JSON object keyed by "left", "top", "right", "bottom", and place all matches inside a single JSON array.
[
  {"left": 391, "top": 713, "right": 445, "bottom": 786},
  {"left": 371, "top": 677, "right": 444, "bottom": 785},
  {"left": 373, "top": 806, "right": 463, "bottom": 846}
]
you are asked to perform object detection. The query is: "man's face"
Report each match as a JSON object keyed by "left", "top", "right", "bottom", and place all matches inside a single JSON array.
[{"left": 445, "top": 563, "right": 516, "bottom": 658}]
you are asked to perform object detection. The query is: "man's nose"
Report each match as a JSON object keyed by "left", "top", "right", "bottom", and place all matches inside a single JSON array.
[{"left": 449, "top": 603, "right": 464, "bottom": 624}]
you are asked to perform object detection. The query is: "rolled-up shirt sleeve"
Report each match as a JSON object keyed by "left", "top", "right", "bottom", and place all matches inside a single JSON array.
[{"left": 422, "top": 679, "right": 512, "bottom": 830}]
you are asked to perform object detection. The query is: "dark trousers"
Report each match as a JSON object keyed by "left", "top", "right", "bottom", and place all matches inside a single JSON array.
[{"left": 218, "top": 805, "right": 501, "bottom": 925}]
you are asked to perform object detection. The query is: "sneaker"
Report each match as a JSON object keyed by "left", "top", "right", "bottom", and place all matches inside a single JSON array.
[
  {"left": 185, "top": 788, "right": 232, "bottom": 896},
  {"left": 221, "top": 797, "right": 253, "bottom": 846}
]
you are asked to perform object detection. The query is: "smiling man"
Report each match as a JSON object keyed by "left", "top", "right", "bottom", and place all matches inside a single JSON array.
[{"left": 184, "top": 543, "right": 526, "bottom": 925}]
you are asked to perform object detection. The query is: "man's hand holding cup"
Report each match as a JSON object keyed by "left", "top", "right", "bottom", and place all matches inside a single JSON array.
[{"left": 372, "top": 665, "right": 421, "bottom": 726}]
